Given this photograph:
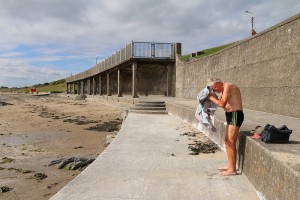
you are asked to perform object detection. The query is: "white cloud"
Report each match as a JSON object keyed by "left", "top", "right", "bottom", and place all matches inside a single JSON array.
[{"left": 0, "top": 0, "right": 299, "bottom": 87}]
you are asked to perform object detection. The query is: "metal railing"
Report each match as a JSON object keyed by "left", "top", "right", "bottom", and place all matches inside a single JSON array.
[{"left": 66, "top": 42, "right": 174, "bottom": 83}]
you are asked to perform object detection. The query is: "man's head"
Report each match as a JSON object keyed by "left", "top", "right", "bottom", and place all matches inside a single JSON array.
[{"left": 207, "top": 78, "right": 223, "bottom": 93}]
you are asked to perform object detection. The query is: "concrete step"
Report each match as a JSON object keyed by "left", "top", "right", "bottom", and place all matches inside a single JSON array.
[
  {"left": 135, "top": 103, "right": 166, "bottom": 107},
  {"left": 138, "top": 101, "right": 165, "bottom": 104},
  {"left": 129, "top": 101, "right": 167, "bottom": 114},
  {"left": 128, "top": 110, "right": 167, "bottom": 114},
  {"left": 130, "top": 106, "right": 166, "bottom": 110}
]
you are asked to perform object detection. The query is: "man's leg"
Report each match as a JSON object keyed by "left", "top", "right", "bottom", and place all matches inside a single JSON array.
[
  {"left": 220, "top": 124, "right": 239, "bottom": 176},
  {"left": 218, "top": 125, "right": 229, "bottom": 171}
]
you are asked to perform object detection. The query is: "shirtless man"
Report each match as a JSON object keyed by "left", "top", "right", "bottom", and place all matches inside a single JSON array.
[{"left": 207, "top": 78, "right": 244, "bottom": 176}]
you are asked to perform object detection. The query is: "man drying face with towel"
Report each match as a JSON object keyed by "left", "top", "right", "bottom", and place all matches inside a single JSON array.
[{"left": 207, "top": 78, "right": 244, "bottom": 176}]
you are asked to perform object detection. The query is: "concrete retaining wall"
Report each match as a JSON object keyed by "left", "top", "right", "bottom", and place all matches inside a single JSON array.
[{"left": 175, "top": 13, "right": 300, "bottom": 118}]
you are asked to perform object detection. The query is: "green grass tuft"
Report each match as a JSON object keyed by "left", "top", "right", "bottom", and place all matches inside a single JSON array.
[{"left": 181, "top": 43, "right": 233, "bottom": 61}]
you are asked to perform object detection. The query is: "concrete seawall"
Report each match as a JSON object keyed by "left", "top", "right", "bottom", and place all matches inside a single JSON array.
[{"left": 175, "top": 13, "right": 300, "bottom": 118}]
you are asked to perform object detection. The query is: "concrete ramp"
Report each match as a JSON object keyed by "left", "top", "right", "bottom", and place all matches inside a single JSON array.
[{"left": 50, "top": 113, "right": 258, "bottom": 200}]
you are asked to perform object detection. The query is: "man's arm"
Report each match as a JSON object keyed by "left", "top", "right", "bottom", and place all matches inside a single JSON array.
[{"left": 208, "top": 86, "right": 230, "bottom": 108}]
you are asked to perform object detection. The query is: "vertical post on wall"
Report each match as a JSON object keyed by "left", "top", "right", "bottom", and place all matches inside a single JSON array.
[{"left": 132, "top": 62, "right": 138, "bottom": 98}]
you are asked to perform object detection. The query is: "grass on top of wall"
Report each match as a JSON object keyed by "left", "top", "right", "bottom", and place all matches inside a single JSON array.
[{"left": 181, "top": 43, "right": 233, "bottom": 61}]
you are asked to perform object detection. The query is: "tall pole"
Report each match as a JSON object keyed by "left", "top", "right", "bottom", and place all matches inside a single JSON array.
[{"left": 245, "top": 10, "right": 256, "bottom": 36}]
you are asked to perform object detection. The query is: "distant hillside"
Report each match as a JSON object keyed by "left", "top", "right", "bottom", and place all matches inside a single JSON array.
[{"left": 0, "top": 79, "right": 66, "bottom": 93}]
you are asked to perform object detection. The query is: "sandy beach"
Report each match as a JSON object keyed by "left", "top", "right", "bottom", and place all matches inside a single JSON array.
[{"left": 0, "top": 93, "right": 125, "bottom": 200}]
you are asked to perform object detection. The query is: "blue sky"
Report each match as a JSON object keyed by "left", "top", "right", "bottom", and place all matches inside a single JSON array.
[{"left": 1, "top": 0, "right": 300, "bottom": 87}]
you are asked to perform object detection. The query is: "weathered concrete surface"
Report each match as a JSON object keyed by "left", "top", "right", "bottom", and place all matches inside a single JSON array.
[{"left": 50, "top": 112, "right": 258, "bottom": 200}]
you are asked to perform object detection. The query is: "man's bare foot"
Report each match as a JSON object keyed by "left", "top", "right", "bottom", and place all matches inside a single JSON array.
[
  {"left": 218, "top": 166, "right": 229, "bottom": 171},
  {"left": 219, "top": 170, "right": 237, "bottom": 176}
]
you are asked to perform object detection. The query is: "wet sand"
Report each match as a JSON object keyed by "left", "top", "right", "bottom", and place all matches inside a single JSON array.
[{"left": 0, "top": 93, "right": 124, "bottom": 200}]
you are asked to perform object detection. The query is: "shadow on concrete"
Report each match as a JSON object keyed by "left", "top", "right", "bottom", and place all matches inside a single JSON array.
[{"left": 237, "top": 131, "right": 252, "bottom": 173}]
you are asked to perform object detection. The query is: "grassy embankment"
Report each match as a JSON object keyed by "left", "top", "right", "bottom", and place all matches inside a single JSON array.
[
  {"left": 181, "top": 43, "right": 233, "bottom": 61},
  {"left": 0, "top": 43, "right": 233, "bottom": 93},
  {"left": 0, "top": 79, "right": 66, "bottom": 93}
]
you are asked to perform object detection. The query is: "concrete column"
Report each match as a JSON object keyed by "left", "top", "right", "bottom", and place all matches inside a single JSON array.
[
  {"left": 166, "top": 64, "right": 173, "bottom": 96},
  {"left": 70, "top": 83, "right": 73, "bottom": 94},
  {"left": 118, "top": 69, "right": 122, "bottom": 97},
  {"left": 66, "top": 83, "right": 69, "bottom": 94},
  {"left": 107, "top": 73, "right": 111, "bottom": 96},
  {"left": 77, "top": 81, "right": 81, "bottom": 95},
  {"left": 92, "top": 77, "right": 96, "bottom": 95},
  {"left": 74, "top": 82, "right": 77, "bottom": 94},
  {"left": 132, "top": 62, "right": 138, "bottom": 98},
  {"left": 87, "top": 79, "right": 91, "bottom": 95},
  {"left": 99, "top": 75, "right": 102, "bottom": 95},
  {"left": 81, "top": 80, "right": 84, "bottom": 95}
]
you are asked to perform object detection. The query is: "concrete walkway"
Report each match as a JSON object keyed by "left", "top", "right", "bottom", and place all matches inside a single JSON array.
[{"left": 51, "top": 113, "right": 258, "bottom": 200}]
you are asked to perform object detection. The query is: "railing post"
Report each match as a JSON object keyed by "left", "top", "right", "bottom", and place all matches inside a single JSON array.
[
  {"left": 151, "top": 42, "right": 155, "bottom": 57},
  {"left": 131, "top": 41, "right": 134, "bottom": 58}
]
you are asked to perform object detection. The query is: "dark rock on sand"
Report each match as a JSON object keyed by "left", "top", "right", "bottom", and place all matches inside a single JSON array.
[
  {"left": 34, "top": 173, "right": 48, "bottom": 180},
  {"left": 50, "top": 157, "right": 95, "bottom": 170},
  {"left": 0, "top": 102, "right": 13, "bottom": 106},
  {"left": 1, "top": 186, "right": 11, "bottom": 193}
]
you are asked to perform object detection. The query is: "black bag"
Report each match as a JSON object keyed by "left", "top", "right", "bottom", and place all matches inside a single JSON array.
[{"left": 260, "top": 124, "right": 292, "bottom": 143}]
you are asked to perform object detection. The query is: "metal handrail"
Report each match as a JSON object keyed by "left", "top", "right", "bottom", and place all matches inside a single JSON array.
[{"left": 66, "top": 41, "right": 174, "bottom": 83}]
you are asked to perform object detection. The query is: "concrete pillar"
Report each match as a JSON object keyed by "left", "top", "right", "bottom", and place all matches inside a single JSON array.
[
  {"left": 81, "top": 80, "right": 84, "bottom": 95},
  {"left": 92, "top": 77, "right": 96, "bottom": 95},
  {"left": 166, "top": 64, "right": 173, "bottom": 96},
  {"left": 70, "top": 83, "right": 73, "bottom": 94},
  {"left": 66, "top": 83, "right": 69, "bottom": 94},
  {"left": 132, "top": 62, "right": 138, "bottom": 98},
  {"left": 74, "top": 82, "right": 78, "bottom": 94},
  {"left": 77, "top": 81, "right": 81, "bottom": 95},
  {"left": 99, "top": 75, "right": 102, "bottom": 95},
  {"left": 118, "top": 69, "right": 122, "bottom": 97},
  {"left": 87, "top": 79, "right": 91, "bottom": 95},
  {"left": 107, "top": 73, "right": 111, "bottom": 96}
]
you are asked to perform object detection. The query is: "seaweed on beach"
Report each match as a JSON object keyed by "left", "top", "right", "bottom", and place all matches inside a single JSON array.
[
  {"left": 85, "top": 120, "right": 122, "bottom": 132},
  {"left": 0, "top": 157, "right": 14, "bottom": 164},
  {"left": 188, "top": 141, "right": 220, "bottom": 155}
]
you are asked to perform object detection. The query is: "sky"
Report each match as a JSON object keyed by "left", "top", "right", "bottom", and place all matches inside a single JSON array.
[{"left": 1, "top": 0, "right": 300, "bottom": 87}]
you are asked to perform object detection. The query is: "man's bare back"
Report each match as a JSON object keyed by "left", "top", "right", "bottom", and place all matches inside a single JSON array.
[{"left": 222, "top": 83, "right": 243, "bottom": 112}]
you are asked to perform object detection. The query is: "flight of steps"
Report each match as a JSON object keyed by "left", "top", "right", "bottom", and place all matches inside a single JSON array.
[{"left": 128, "top": 101, "right": 167, "bottom": 114}]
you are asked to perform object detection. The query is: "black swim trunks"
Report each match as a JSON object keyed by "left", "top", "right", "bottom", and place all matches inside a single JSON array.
[{"left": 225, "top": 110, "right": 244, "bottom": 127}]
